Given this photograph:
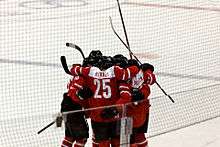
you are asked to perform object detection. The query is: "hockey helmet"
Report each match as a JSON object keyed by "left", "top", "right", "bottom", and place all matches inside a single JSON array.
[
  {"left": 97, "top": 56, "right": 113, "bottom": 70},
  {"left": 128, "top": 59, "right": 140, "bottom": 68},
  {"left": 113, "top": 54, "right": 128, "bottom": 68},
  {"left": 88, "top": 50, "right": 102, "bottom": 60}
]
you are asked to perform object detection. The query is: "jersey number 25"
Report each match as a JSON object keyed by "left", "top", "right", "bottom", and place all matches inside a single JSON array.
[{"left": 94, "top": 79, "right": 112, "bottom": 99}]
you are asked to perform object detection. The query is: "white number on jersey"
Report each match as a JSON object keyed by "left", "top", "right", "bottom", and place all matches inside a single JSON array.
[{"left": 94, "top": 79, "right": 112, "bottom": 99}]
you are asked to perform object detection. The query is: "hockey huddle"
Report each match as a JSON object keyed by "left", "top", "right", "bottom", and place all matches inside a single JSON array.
[{"left": 60, "top": 50, "right": 156, "bottom": 147}]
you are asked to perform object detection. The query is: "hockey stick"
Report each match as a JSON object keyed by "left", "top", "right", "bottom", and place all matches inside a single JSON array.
[
  {"left": 110, "top": 0, "right": 174, "bottom": 103},
  {"left": 37, "top": 120, "right": 55, "bottom": 134},
  {"left": 110, "top": 16, "right": 142, "bottom": 64},
  {"left": 60, "top": 56, "right": 72, "bottom": 75},
  {"left": 60, "top": 43, "right": 85, "bottom": 75},
  {"left": 109, "top": 16, "right": 129, "bottom": 49},
  {"left": 116, "top": 0, "right": 132, "bottom": 59},
  {"left": 127, "top": 48, "right": 175, "bottom": 103},
  {"left": 66, "top": 43, "right": 85, "bottom": 59}
]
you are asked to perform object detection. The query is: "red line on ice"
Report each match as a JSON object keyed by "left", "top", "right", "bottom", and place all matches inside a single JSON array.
[{"left": 125, "top": 2, "right": 220, "bottom": 12}]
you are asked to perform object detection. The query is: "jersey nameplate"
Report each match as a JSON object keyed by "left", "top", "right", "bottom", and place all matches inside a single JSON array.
[{"left": 89, "top": 66, "right": 115, "bottom": 79}]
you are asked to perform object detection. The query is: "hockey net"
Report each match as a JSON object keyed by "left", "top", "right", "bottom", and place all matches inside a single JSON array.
[{"left": 1, "top": 0, "right": 220, "bottom": 146}]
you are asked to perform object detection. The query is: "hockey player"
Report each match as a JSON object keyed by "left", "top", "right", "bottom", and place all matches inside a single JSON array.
[
  {"left": 60, "top": 58, "right": 94, "bottom": 147},
  {"left": 127, "top": 60, "right": 156, "bottom": 147},
  {"left": 69, "top": 54, "right": 139, "bottom": 147},
  {"left": 112, "top": 55, "right": 156, "bottom": 147}
]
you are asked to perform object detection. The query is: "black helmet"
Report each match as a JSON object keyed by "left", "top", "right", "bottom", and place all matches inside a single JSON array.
[
  {"left": 97, "top": 56, "right": 113, "bottom": 70},
  {"left": 128, "top": 59, "right": 140, "bottom": 68},
  {"left": 113, "top": 54, "right": 128, "bottom": 68},
  {"left": 89, "top": 50, "right": 102, "bottom": 60},
  {"left": 82, "top": 57, "right": 97, "bottom": 67}
]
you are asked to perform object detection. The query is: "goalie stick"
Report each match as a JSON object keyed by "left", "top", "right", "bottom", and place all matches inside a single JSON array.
[{"left": 110, "top": 0, "right": 175, "bottom": 103}]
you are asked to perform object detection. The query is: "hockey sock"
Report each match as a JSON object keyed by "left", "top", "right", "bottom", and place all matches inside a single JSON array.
[
  {"left": 111, "top": 137, "right": 120, "bottom": 147},
  {"left": 134, "top": 133, "right": 148, "bottom": 147},
  {"left": 92, "top": 140, "right": 110, "bottom": 147},
  {"left": 61, "top": 136, "right": 74, "bottom": 147},
  {"left": 74, "top": 138, "right": 87, "bottom": 147}
]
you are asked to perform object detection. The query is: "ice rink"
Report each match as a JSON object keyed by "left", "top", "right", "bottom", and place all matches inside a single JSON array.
[{"left": 0, "top": 0, "right": 220, "bottom": 146}]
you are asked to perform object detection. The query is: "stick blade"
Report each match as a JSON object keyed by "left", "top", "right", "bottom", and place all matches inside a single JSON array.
[{"left": 60, "top": 56, "right": 72, "bottom": 75}]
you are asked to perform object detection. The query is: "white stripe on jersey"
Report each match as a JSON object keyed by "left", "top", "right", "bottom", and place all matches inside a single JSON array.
[
  {"left": 119, "top": 85, "right": 129, "bottom": 90},
  {"left": 75, "top": 66, "right": 80, "bottom": 75},
  {"left": 122, "top": 70, "right": 125, "bottom": 80},
  {"left": 127, "top": 68, "right": 131, "bottom": 79},
  {"left": 79, "top": 67, "right": 82, "bottom": 75},
  {"left": 120, "top": 91, "right": 131, "bottom": 96},
  {"left": 74, "top": 83, "right": 83, "bottom": 89}
]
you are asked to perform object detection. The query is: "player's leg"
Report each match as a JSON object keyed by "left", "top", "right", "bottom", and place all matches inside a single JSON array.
[
  {"left": 130, "top": 133, "right": 148, "bottom": 147},
  {"left": 92, "top": 140, "right": 111, "bottom": 147},
  {"left": 61, "top": 93, "right": 89, "bottom": 147},
  {"left": 91, "top": 120, "right": 111, "bottom": 147},
  {"left": 110, "top": 120, "right": 121, "bottom": 147},
  {"left": 110, "top": 137, "right": 120, "bottom": 147},
  {"left": 61, "top": 136, "right": 75, "bottom": 147},
  {"left": 130, "top": 112, "right": 149, "bottom": 147},
  {"left": 74, "top": 138, "right": 87, "bottom": 147},
  {"left": 134, "top": 133, "right": 148, "bottom": 147}
]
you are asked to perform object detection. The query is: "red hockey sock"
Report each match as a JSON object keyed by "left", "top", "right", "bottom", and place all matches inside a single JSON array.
[
  {"left": 92, "top": 140, "right": 110, "bottom": 147},
  {"left": 111, "top": 138, "right": 120, "bottom": 147},
  {"left": 61, "top": 136, "right": 74, "bottom": 147},
  {"left": 74, "top": 138, "right": 87, "bottom": 147},
  {"left": 130, "top": 144, "right": 138, "bottom": 147},
  {"left": 135, "top": 133, "right": 148, "bottom": 147}
]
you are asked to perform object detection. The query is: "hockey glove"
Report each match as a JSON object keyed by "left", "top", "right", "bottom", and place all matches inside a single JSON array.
[
  {"left": 56, "top": 113, "right": 63, "bottom": 127},
  {"left": 101, "top": 107, "right": 119, "bottom": 119},
  {"left": 132, "top": 88, "right": 145, "bottom": 102},
  {"left": 77, "top": 87, "right": 93, "bottom": 100},
  {"left": 140, "top": 63, "right": 154, "bottom": 72}
]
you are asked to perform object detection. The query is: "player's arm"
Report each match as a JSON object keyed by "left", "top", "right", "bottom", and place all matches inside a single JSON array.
[
  {"left": 141, "top": 63, "right": 156, "bottom": 85},
  {"left": 143, "top": 70, "right": 156, "bottom": 85},
  {"left": 67, "top": 76, "right": 93, "bottom": 103},
  {"left": 114, "top": 65, "right": 139, "bottom": 81},
  {"left": 70, "top": 64, "right": 90, "bottom": 77},
  {"left": 116, "top": 81, "right": 132, "bottom": 105}
]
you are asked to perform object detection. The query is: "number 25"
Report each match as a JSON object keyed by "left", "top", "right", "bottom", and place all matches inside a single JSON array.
[{"left": 94, "top": 79, "right": 111, "bottom": 99}]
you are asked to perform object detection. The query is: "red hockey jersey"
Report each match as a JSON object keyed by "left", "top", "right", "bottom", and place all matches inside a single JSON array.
[
  {"left": 69, "top": 65, "right": 139, "bottom": 122},
  {"left": 127, "top": 69, "right": 155, "bottom": 128}
]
